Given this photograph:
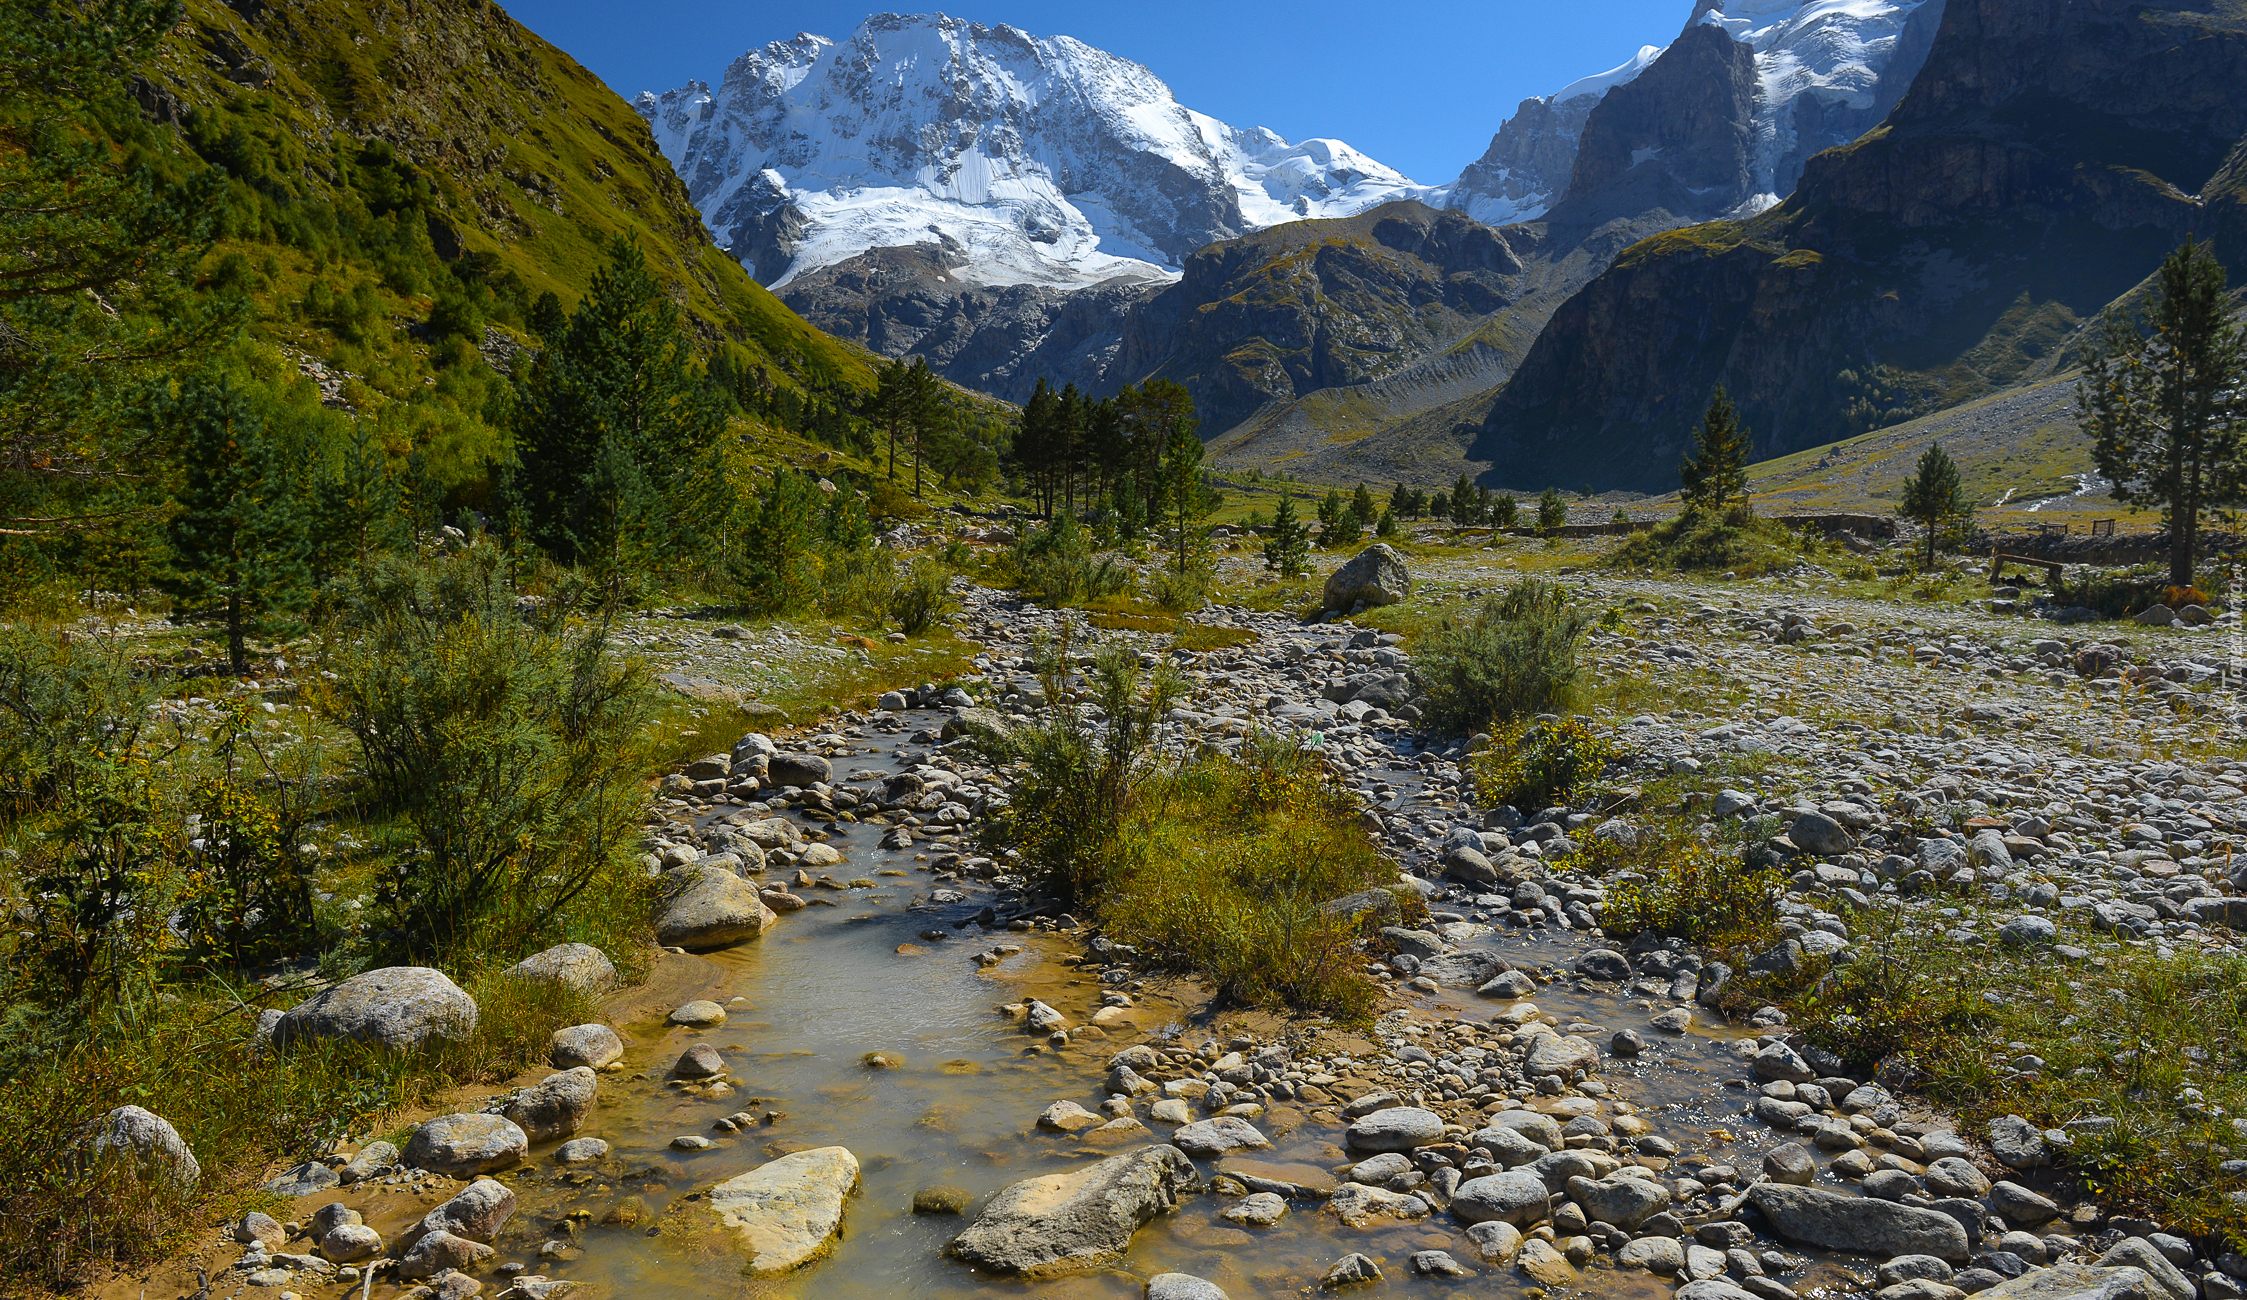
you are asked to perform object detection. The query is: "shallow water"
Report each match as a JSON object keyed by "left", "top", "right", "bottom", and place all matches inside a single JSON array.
[{"left": 485, "top": 716, "right": 1831, "bottom": 1300}]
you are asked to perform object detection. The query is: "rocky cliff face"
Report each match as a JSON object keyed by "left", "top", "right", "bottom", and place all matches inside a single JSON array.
[
  {"left": 1474, "top": 0, "right": 2247, "bottom": 492},
  {"left": 1444, "top": 47, "right": 1663, "bottom": 227},
  {"left": 1546, "top": 22, "right": 1762, "bottom": 225},
  {"left": 637, "top": 14, "right": 1424, "bottom": 291}
]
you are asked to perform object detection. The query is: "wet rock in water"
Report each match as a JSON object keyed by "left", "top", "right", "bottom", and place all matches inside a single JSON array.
[
  {"left": 1568, "top": 1173, "right": 1672, "bottom": 1229},
  {"left": 1148, "top": 1274, "right": 1231, "bottom": 1300},
  {"left": 1481, "top": 1110, "right": 1564, "bottom": 1149},
  {"left": 655, "top": 866, "right": 779, "bottom": 951},
  {"left": 1881, "top": 1258, "right": 1958, "bottom": 1288},
  {"left": 670, "top": 1001, "right": 727, "bottom": 1028},
  {"left": 338, "top": 1139, "right": 397, "bottom": 1185},
  {"left": 550, "top": 1023, "right": 624, "bottom": 1070},
  {"left": 1466, "top": 1220, "right": 1523, "bottom": 1262},
  {"left": 495, "top": 1277, "right": 576, "bottom": 1300},
  {"left": 504, "top": 1067, "right": 597, "bottom": 1143},
  {"left": 1620, "top": 1234, "right": 1688, "bottom": 1274},
  {"left": 1523, "top": 1034, "right": 1599, "bottom": 1080},
  {"left": 403, "top": 1114, "right": 529, "bottom": 1178},
  {"left": 273, "top": 967, "right": 477, "bottom": 1053},
  {"left": 946, "top": 1144, "right": 1200, "bottom": 1278},
  {"left": 706, "top": 1146, "right": 861, "bottom": 1276},
  {"left": 396, "top": 1230, "right": 495, "bottom": 1280},
  {"left": 1171, "top": 1116, "right": 1270, "bottom": 1158},
  {"left": 1763, "top": 1143, "right": 1817, "bottom": 1185},
  {"left": 235, "top": 1211, "right": 285, "bottom": 1247},
  {"left": 1468, "top": 1122, "right": 1548, "bottom": 1168},
  {"left": 1327, "top": 1183, "right": 1431, "bottom": 1228},
  {"left": 1574, "top": 949, "right": 1633, "bottom": 981},
  {"left": 1611, "top": 1029, "right": 1645, "bottom": 1057},
  {"left": 1676, "top": 1281, "right": 1761, "bottom": 1300},
  {"left": 768, "top": 753, "right": 833, "bottom": 787},
  {"left": 1516, "top": 1237, "right": 1578, "bottom": 1286},
  {"left": 1344, "top": 1106, "right": 1445, "bottom": 1152},
  {"left": 1323, "top": 543, "right": 1412, "bottom": 611},
  {"left": 1413, "top": 1250, "right": 1472, "bottom": 1277},
  {"left": 1219, "top": 1192, "right": 1287, "bottom": 1226},
  {"left": 1979, "top": 1266, "right": 2161, "bottom": 1300},
  {"left": 1452, "top": 1170, "right": 1554, "bottom": 1227},
  {"left": 1322, "top": 1252, "right": 1384, "bottom": 1287},
  {"left": 1924, "top": 1157, "right": 1991, "bottom": 1198},
  {"left": 1480, "top": 970, "right": 1537, "bottom": 999},
  {"left": 410, "top": 1177, "right": 517, "bottom": 1245},
  {"left": 1746, "top": 1183, "right": 1971, "bottom": 1262},
  {"left": 1422, "top": 950, "right": 1510, "bottom": 988},
  {"left": 913, "top": 1185, "right": 973, "bottom": 1216},
  {"left": 1037, "top": 1101, "right": 1104, "bottom": 1133},
  {"left": 319, "top": 1223, "right": 382, "bottom": 1264},
  {"left": 554, "top": 1138, "right": 609, "bottom": 1165},
  {"left": 674, "top": 1044, "right": 726, "bottom": 1078},
  {"left": 264, "top": 1159, "right": 338, "bottom": 1196},
  {"left": 505, "top": 943, "right": 617, "bottom": 996},
  {"left": 1753, "top": 1041, "right": 1816, "bottom": 1083}
]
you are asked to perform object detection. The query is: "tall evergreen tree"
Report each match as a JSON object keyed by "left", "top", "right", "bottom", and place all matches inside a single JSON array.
[
  {"left": 1493, "top": 494, "right": 1518, "bottom": 529},
  {"left": 1679, "top": 386, "right": 1753, "bottom": 512},
  {"left": 1537, "top": 487, "right": 1568, "bottom": 534},
  {"left": 1264, "top": 494, "right": 1309, "bottom": 579},
  {"left": 1351, "top": 483, "right": 1377, "bottom": 528},
  {"left": 159, "top": 380, "right": 313, "bottom": 675},
  {"left": 1388, "top": 482, "right": 1413, "bottom": 521},
  {"left": 1897, "top": 441, "right": 1970, "bottom": 572},
  {"left": 1143, "top": 379, "right": 1206, "bottom": 572},
  {"left": 512, "top": 235, "right": 726, "bottom": 575},
  {"left": 1449, "top": 473, "right": 1477, "bottom": 526},
  {"left": 2081, "top": 237, "right": 2246, "bottom": 587},
  {"left": 902, "top": 357, "right": 945, "bottom": 499},
  {"left": 312, "top": 423, "right": 406, "bottom": 580},
  {"left": 870, "top": 359, "right": 911, "bottom": 484}
]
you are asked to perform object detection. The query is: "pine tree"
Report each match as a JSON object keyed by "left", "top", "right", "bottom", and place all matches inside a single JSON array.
[
  {"left": 1897, "top": 442, "right": 1970, "bottom": 572},
  {"left": 1428, "top": 490, "right": 1450, "bottom": 522},
  {"left": 1679, "top": 386, "right": 1752, "bottom": 513},
  {"left": 903, "top": 357, "right": 945, "bottom": 499},
  {"left": 160, "top": 379, "right": 313, "bottom": 676},
  {"left": 1537, "top": 487, "right": 1568, "bottom": 535},
  {"left": 1352, "top": 483, "right": 1377, "bottom": 526},
  {"left": 312, "top": 423, "right": 406, "bottom": 581},
  {"left": 1376, "top": 506, "right": 1400, "bottom": 538},
  {"left": 1388, "top": 482, "right": 1413, "bottom": 522},
  {"left": 2080, "top": 237, "right": 2247, "bottom": 587},
  {"left": 1143, "top": 379, "right": 1206, "bottom": 572},
  {"left": 1493, "top": 494, "right": 1518, "bottom": 529},
  {"left": 1264, "top": 495, "right": 1310, "bottom": 578},
  {"left": 1449, "top": 473, "right": 1477, "bottom": 526},
  {"left": 512, "top": 235, "right": 726, "bottom": 575}
]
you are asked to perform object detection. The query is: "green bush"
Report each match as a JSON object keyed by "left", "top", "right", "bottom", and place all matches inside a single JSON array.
[
  {"left": 1148, "top": 562, "right": 1210, "bottom": 612},
  {"left": 1010, "top": 512, "right": 1129, "bottom": 607},
  {"left": 889, "top": 556, "right": 957, "bottom": 635},
  {"left": 1610, "top": 505, "right": 1805, "bottom": 575},
  {"left": 1105, "top": 736, "right": 1391, "bottom": 1017},
  {"left": 1416, "top": 578, "right": 1589, "bottom": 732},
  {"left": 820, "top": 548, "right": 897, "bottom": 627},
  {"left": 1470, "top": 715, "right": 1617, "bottom": 811},
  {"left": 971, "top": 621, "right": 1180, "bottom": 906},
  {"left": 1597, "top": 836, "right": 1784, "bottom": 945},
  {"left": 316, "top": 541, "right": 655, "bottom": 962}
]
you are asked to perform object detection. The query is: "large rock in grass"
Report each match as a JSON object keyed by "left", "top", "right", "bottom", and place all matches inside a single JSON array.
[
  {"left": 273, "top": 967, "right": 477, "bottom": 1053},
  {"left": 946, "top": 1145, "right": 1200, "bottom": 1278},
  {"left": 1746, "top": 1183, "right": 1970, "bottom": 1261},
  {"left": 1323, "top": 543, "right": 1412, "bottom": 612},
  {"left": 706, "top": 1146, "right": 861, "bottom": 1275},
  {"left": 505, "top": 943, "right": 617, "bottom": 996},
  {"left": 403, "top": 1113, "right": 529, "bottom": 1177},
  {"left": 655, "top": 864, "right": 778, "bottom": 951},
  {"left": 89, "top": 1105, "right": 201, "bottom": 1187}
]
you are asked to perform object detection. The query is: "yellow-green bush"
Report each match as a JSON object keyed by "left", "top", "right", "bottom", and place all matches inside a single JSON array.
[
  {"left": 1471, "top": 716, "right": 1617, "bottom": 812},
  {"left": 1598, "top": 837, "right": 1786, "bottom": 946}
]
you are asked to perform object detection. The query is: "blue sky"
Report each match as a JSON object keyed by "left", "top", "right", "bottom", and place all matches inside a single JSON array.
[{"left": 505, "top": 1, "right": 1690, "bottom": 184}]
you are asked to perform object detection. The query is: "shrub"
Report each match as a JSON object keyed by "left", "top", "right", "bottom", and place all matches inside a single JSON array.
[
  {"left": 1470, "top": 715, "right": 1617, "bottom": 811},
  {"left": 1597, "top": 836, "right": 1785, "bottom": 945},
  {"left": 1416, "top": 578, "right": 1589, "bottom": 732},
  {"left": 971, "top": 621, "right": 1180, "bottom": 906},
  {"left": 1148, "top": 562, "right": 1210, "bottom": 612},
  {"left": 1105, "top": 736, "right": 1391, "bottom": 1017},
  {"left": 1010, "top": 512, "right": 1129, "bottom": 607},
  {"left": 820, "top": 547, "right": 897, "bottom": 626},
  {"left": 1610, "top": 505, "right": 1806, "bottom": 575},
  {"left": 889, "top": 556, "right": 957, "bottom": 635},
  {"left": 315, "top": 541, "right": 655, "bottom": 962}
]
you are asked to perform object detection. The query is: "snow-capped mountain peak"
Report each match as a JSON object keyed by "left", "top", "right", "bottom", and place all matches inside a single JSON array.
[{"left": 637, "top": 13, "right": 1425, "bottom": 290}]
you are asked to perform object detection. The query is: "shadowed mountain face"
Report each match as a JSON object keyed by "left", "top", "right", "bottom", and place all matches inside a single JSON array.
[{"left": 1472, "top": 0, "right": 2247, "bottom": 493}]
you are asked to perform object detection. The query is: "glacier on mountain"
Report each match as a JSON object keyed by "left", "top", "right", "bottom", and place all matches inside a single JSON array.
[
  {"left": 635, "top": 13, "right": 1424, "bottom": 291},
  {"left": 1441, "top": 0, "right": 1935, "bottom": 226}
]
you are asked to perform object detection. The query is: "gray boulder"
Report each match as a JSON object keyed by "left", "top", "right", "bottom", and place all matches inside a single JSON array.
[
  {"left": 1451, "top": 1169, "right": 1553, "bottom": 1227},
  {"left": 403, "top": 1113, "right": 529, "bottom": 1177},
  {"left": 2095, "top": 1240, "right": 2194, "bottom": 1300},
  {"left": 88, "top": 1105, "right": 200, "bottom": 1187},
  {"left": 319, "top": 1223, "right": 382, "bottom": 1264},
  {"left": 395, "top": 1230, "right": 494, "bottom": 1280},
  {"left": 767, "top": 753, "right": 833, "bottom": 788},
  {"left": 410, "top": 1177, "right": 518, "bottom": 1245},
  {"left": 947, "top": 1145, "right": 1200, "bottom": 1278},
  {"left": 1345, "top": 1107, "right": 1445, "bottom": 1152},
  {"left": 549, "top": 1023, "right": 624, "bottom": 1070},
  {"left": 506, "top": 943, "right": 617, "bottom": 996},
  {"left": 1422, "top": 950, "right": 1510, "bottom": 988},
  {"left": 1987, "top": 1115, "right": 2052, "bottom": 1170},
  {"left": 264, "top": 1160, "right": 339, "bottom": 1196},
  {"left": 1524, "top": 1033, "right": 1599, "bottom": 1080},
  {"left": 503, "top": 1067, "right": 597, "bottom": 1143},
  {"left": 1379, "top": 926, "right": 1445, "bottom": 960},
  {"left": 1467, "top": 1123, "right": 1548, "bottom": 1168},
  {"left": 655, "top": 864, "right": 779, "bottom": 951},
  {"left": 1573, "top": 949, "right": 1633, "bottom": 981},
  {"left": 1746, "top": 1183, "right": 1970, "bottom": 1261},
  {"left": 338, "top": 1139, "right": 397, "bottom": 1185},
  {"left": 706, "top": 1146, "right": 861, "bottom": 1275},
  {"left": 1788, "top": 811, "right": 1854, "bottom": 855},
  {"left": 1978, "top": 1266, "right": 2156, "bottom": 1300},
  {"left": 273, "top": 967, "right": 477, "bottom": 1053},
  {"left": 1147, "top": 1274, "right": 1230, "bottom": 1300},
  {"left": 1171, "top": 1117, "right": 1269, "bottom": 1158},
  {"left": 1482, "top": 1110, "right": 1564, "bottom": 1149},
  {"left": 1322, "top": 543, "right": 1412, "bottom": 611},
  {"left": 1567, "top": 1174, "right": 1671, "bottom": 1229}
]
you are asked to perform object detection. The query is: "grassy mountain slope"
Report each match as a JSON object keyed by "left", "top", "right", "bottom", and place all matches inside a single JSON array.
[
  {"left": 1467, "top": 0, "right": 2247, "bottom": 494},
  {"left": 148, "top": 0, "right": 872, "bottom": 393}
]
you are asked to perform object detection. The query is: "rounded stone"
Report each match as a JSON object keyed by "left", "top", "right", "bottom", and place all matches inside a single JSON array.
[
  {"left": 88, "top": 1105, "right": 201, "bottom": 1187},
  {"left": 550, "top": 1023, "right": 625, "bottom": 1070},
  {"left": 555, "top": 1137, "right": 610, "bottom": 1165},
  {"left": 1451, "top": 1170, "right": 1554, "bottom": 1227},
  {"left": 503, "top": 1067, "right": 597, "bottom": 1143},
  {"left": 319, "top": 1223, "right": 382, "bottom": 1264},
  {"left": 273, "top": 967, "right": 477, "bottom": 1053},
  {"left": 505, "top": 943, "right": 618, "bottom": 995},
  {"left": 1344, "top": 1106, "right": 1446, "bottom": 1152},
  {"left": 669, "top": 1000, "right": 727, "bottom": 1027},
  {"left": 1147, "top": 1273, "right": 1231, "bottom": 1300},
  {"left": 402, "top": 1113, "right": 528, "bottom": 1177},
  {"left": 675, "top": 1043, "right": 726, "bottom": 1078}
]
